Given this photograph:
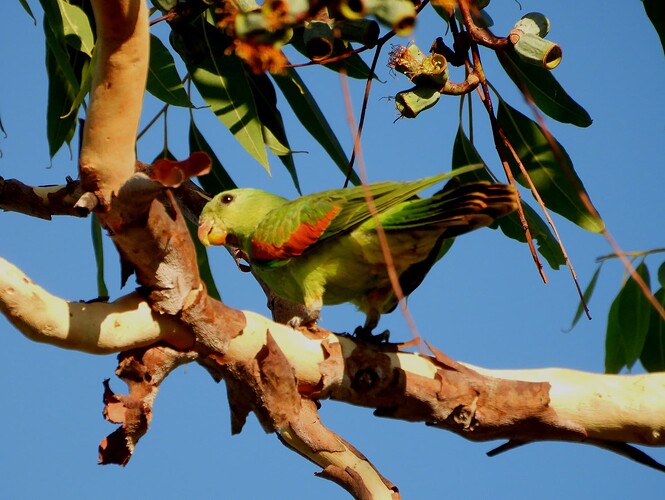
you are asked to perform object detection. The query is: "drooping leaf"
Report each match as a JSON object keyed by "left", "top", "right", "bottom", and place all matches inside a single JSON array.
[
  {"left": 452, "top": 126, "right": 565, "bottom": 269},
  {"left": 186, "top": 218, "right": 221, "bottom": 300},
  {"left": 248, "top": 73, "right": 300, "bottom": 193},
  {"left": 41, "top": 0, "right": 80, "bottom": 90},
  {"left": 616, "top": 261, "right": 652, "bottom": 369},
  {"left": 658, "top": 260, "right": 665, "bottom": 288},
  {"left": 45, "top": 44, "right": 81, "bottom": 157},
  {"left": 41, "top": 0, "right": 88, "bottom": 156},
  {"left": 18, "top": 0, "right": 37, "bottom": 24},
  {"left": 498, "top": 49, "right": 592, "bottom": 127},
  {"left": 57, "top": 0, "right": 94, "bottom": 57},
  {"left": 189, "top": 119, "right": 236, "bottom": 194},
  {"left": 152, "top": 0, "right": 179, "bottom": 11},
  {"left": 605, "top": 292, "right": 626, "bottom": 374},
  {"left": 497, "top": 101, "right": 605, "bottom": 233},
  {"left": 643, "top": 0, "right": 665, "bottom": 56},
  {"left": 273, "top": 68, "right": 358, "bottom": 185},
  {"left": 62, "top": 47, "right": 94, "bottom": 118},
  {"left": 91, "top": 216, "right": 109, "bottom": 298},
  {"left": 147, "top": 34, "right": 191, "bottom": 107},
  {"left": 187, "top": 19, "right": 269, "bottom": 169},
  {"left": 568, "top": 263, "right": 603, "bottom": 331},
  {"left": 640, "top": 287, "right": 665, "bottom": 372}
]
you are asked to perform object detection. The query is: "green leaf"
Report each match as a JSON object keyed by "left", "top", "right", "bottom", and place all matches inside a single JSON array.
[
  {"left": 568, "top": 264, "right": 603, "bottom": 331},
  {"left": 57, "top": 0, "right": 94, "bottom": 57},
  {"left": 452, "top": 126, "right": 565, "bottom": 269},
  {"left": 147, "top": 35, "right": 191, "bottom": 107},
  {"left": 273, "top": 68, "right": 358, "bottom": 185},
  {"left": 41, "top": 0, "right": 80, "bottom": 90},
  {"left": 186, "top": 219, "right": 221, "bottom": 300},
  {"left": 18, "top": 0, "right": 37, "bottom": 24},
  {"left": 248, "top": 73, "right": 300, "bottom": 193},
  {"left": 62, "top": 48, "right": 94, "bottom": 118},
  {"left": 617, "top": 262, "right": 652, "bottom": 369},
  {"left": 188, "top": 19, "right": 268, "bottom": 169},
  {"left": 643, "top": 0, "right": 665, "bottom": 56},
  {"left": 41, "top": 0, "right": 89, "bottom": 156},
  {"left": 151, "top": 0, "right": 179, "bottom": 11},
  {"left": 658, "top": 260, "right": 665, "bottom": 288},
  {"left": 497, "top": 101, "right": 605, "bottom": 233},
  {"left": 45, "top": 45, "right": 80, "bottom": 157},
  {"left": 91, "top": 216, "right": 109, "bottom": 298},
  {"left": 640, "top": 287, "right": 665, "bottom": 372},
  {"left": 189, "top": 119, "right": 237, "bottom": 194},
  {"left": 498, "top": 49, "right": 592, "bottom": 127},
  {"left": 605, "top": 291, "right": 626, "bottom": 373}
]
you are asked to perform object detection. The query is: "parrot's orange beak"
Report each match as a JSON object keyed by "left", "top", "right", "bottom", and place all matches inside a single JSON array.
[{"left": 197, "top": 219, "right": 227, "bottom": 247}]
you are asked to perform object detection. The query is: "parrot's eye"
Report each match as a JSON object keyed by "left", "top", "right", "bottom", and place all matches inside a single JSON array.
[{"left": 220, "top": 194, "right": 234, "bottom": 204}]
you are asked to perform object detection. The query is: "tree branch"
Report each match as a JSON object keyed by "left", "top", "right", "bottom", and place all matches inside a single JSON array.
[
  {"left": 79, "top": 0, "right": 150, "bottom": 205},
  {"left": 0, "top": 256, "right": 191, "bottom": 354},
  {"left": 0, "top": 176, "right": 88, "bottom": 219}
]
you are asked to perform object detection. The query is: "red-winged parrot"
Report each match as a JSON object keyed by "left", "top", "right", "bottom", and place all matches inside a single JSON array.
[{"left": 198, "top": 173, "right": 518, "bottom": 336}]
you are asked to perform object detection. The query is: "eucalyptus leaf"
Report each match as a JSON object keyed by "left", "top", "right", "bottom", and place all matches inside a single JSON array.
[
  {"left": 249, "top": 73, "right": 300, "bottom": 193},
  {"left": 90, "top": 216, "right": 109, "bottom": 298},
  {"left": 643, "top": 0, "right": 665, "bottom": 56},
  {"left": 273, "top": 68, "right": 358, "bottom": 185},
  {"left": 189, "top": 119, "right": 237, "bottom": 194},
  {"left": 497, "top": 101, "right": 604, "bottom": 233},
  {"left": 616, "top": 262, "right": 652, "bottom": 369},
  {"left": 45, "top": 44, "right": 80, "bottom": 157},
  {"left": 147, "top": 34, "right": 191, "bottom": 107},
  {"left": 605, "top": 292, "right": 625, "bottom": 374},
  {"left": 498, "top": 49, "right": 592, "bottom": 127},
  {"left": 41, "top": 1, "right": 80, "bottom": 90},
  {"left": 188, "top": 19, "right": 269, "bottom": 169},
  {"left": 658, "top": 260, "right": 665, "bottom": 288},
  {"left": 57, "top": 0, "right": 94, "bottom": 57},
  {"left": 18, "top": 0, "right": 37, "bottom": 24},
  {"left": 187, "top": 219, "right": 221, "bottom": 300},
  {"left": 151, "top": 0, "right": 179, "bottom": 11},
  {"left": 568, "top": 263, "right": 602, "bottom": 331},
  {"left": 62, "top": 50, "right": 94, "bottom": 118},
  {"left": 640, "top": 288, "right": 665, "bottom": 372},
  {"left": 452, "top": 126, "right": 565, "bottom": 269}
]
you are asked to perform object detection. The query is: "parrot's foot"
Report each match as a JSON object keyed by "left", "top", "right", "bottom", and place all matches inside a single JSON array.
[
  {"left": 353, "top": 326, "right": 390, "bottom": 344},
  {"left": 287, "top": 315, "right": 320, "bottom": 332}
]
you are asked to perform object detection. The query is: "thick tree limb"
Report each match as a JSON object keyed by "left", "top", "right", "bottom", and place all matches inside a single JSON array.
[
  {"left": 79, "top": 0, "right": 149, "bottom": 205},
  {"left": 0, "top": 256, "right": 191, "bottom": 354},
  {"left": 3, "top": 257, "right": 664, "bottom": 451}
]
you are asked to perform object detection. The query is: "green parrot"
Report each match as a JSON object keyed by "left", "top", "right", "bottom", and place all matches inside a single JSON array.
[{"left": 198, "top": 172, "right": 518, "bottom": 336}]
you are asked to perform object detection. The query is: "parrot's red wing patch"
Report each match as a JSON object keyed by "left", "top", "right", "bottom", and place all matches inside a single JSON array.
[{"left": 251, "top": 206, "right": 341, "bottom": 260}]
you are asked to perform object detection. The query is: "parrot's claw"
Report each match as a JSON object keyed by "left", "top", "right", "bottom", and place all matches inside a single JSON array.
[
  {"left": 353, "top": 326, "right": 390, "bottom": 344},
  {"left": 287, "top": 315, "right": 320, "bottom": 332}
]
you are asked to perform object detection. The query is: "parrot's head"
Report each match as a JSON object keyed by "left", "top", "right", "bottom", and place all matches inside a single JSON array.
[{"left": 198, "top": 188, "right": 285, "bottom": 251}]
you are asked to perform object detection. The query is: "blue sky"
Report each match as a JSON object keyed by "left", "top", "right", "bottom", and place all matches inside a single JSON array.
[{"left": 1, "top": 1, "right": 664, "bottom": 498}]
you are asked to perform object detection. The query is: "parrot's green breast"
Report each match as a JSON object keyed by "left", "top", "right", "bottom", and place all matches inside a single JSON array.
[{"left": 252, "top": 225, "right": 444, "bottom": 315}]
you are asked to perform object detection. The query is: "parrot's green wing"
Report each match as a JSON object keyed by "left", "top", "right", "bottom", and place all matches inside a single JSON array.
[
  {"left": 250, "top": 171, "right": 462, "bottom": 261},
  {"left": 378, "top": 181, "right": 518, "bottom": 233}
]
